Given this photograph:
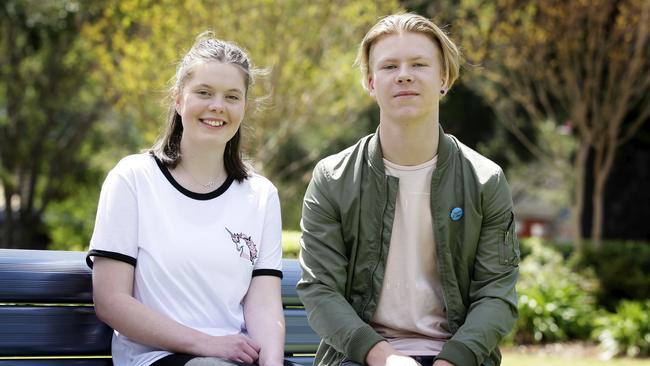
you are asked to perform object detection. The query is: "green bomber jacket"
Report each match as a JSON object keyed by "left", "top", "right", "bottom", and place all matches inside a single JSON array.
[{"left": 297, "top": 126, "right": 520, "bottom": 366}]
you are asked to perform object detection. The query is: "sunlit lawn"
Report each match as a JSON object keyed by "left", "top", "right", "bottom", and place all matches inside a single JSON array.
[
  {"left": 502, "top": 351, "right": 649, "bottom": 366},
  {"left": 282, "top": 230, "right": 301, "bottom": 258}
]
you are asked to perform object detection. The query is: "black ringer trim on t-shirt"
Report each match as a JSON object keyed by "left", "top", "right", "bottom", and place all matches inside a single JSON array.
[
  {"left": 153, "top": 155, "right": 234, "bottom": 200},
  {"left": 86, "top": 249, "right": 137, "bottom": 269},
  {"left": 252, "top": 269, "right": 283, "bottom": 279}
]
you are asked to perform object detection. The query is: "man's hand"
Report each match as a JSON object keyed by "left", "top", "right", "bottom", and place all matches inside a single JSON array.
[
  {"left": 366, "top": 341, "right": 420, "bottom": 366},
  {"left": 432, "top": 360, "right": 454, "bottom": 366}
]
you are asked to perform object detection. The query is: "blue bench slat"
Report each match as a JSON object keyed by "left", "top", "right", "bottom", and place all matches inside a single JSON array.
[
  {"left": 0, "top": 249, "right": 304, "bottom": 306},
  {"left": 0, "top": 249, "right": 319, "bottom": 362},
  {"left": 0, "top": 307, "right": 319, "bottom": 357},
  {"left": 0, "top": 307, "right": 112, "bottom": 356},
  {"left": 0, "top": 250, "right": 93, "bottom": 303},
  {"left": 0, "top": 358, "right": 313, "bottom": 366},
  {"left": 0, "top": 360, "right": 112, "bottom": 366},
  {"left": 284, "top": 309, "right": 321, "bottom": 353},
  {"left": 281, "top": 259, "right": 302, "bottom": 307},
  {"left": 286, "top": 357, "right": 316, "bottom": 366}
]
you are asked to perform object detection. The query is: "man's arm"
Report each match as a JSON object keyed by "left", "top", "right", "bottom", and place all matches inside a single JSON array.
[
  {"left": 436, "top": 169, "right": 520, "bottom": 366},
  {"left": 297, "top": 162, "right": 385, "bottom": 364}
]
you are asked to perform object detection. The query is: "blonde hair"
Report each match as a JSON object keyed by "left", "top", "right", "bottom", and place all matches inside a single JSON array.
[{"left": 356, "top": 13, "right": 461, "bottom": 91}]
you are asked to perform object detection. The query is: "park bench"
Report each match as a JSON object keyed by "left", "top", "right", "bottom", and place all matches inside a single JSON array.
[{"left": 0, "top": 249, "right": 320, "bottom": 365}]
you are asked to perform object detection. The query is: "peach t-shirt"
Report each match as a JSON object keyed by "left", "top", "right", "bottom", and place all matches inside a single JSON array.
[{"left": 371, "top": 156, "right": 452, "bottom": 355}]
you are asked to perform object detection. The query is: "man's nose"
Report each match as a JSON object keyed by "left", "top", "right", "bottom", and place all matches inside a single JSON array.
[{"left": 396, "top": 67, "right": 413, "bottom": 83}]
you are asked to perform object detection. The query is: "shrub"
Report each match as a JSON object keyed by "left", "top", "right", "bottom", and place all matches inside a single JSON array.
[
  {"left": 518, "top": 237, "right": 575, "bottom": 261},
  {"left": 582, "top": 241, "right": 650, "bottom": 307},
  {"left": 595, "top": 300, "right": 650, "bottom": 358},
  {"left": 514, "top": 238, "right": 599, "bottom": 344}
]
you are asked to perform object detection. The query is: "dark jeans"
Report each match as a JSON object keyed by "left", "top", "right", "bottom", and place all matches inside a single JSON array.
[{"left": 152, "top": 355, "right": 300, "bottom": 366}]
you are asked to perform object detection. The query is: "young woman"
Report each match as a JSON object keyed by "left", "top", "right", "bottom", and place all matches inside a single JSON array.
[{"left": 87, "top": 33, "right": 285, "bottom": 366}]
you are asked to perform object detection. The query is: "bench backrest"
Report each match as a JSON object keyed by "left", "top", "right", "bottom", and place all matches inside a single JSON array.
[{"left": 0, "top": 249, "right": 319, "bottom": 365}]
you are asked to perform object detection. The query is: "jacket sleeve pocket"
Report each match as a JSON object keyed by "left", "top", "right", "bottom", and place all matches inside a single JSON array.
[{"left": 499, "top": 211, "right": 520, "bottom": 266}]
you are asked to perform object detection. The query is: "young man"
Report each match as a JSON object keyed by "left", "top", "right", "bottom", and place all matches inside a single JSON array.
[{"left": 297, "top": 13, "right": 519, "bottom": 366}]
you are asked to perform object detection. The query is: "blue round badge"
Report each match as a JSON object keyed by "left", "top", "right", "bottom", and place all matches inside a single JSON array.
[{"left": 450, "top": 207, "right": 464, "bottom": 221}]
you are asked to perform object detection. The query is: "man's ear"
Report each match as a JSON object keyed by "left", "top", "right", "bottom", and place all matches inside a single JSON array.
[{"left": 367, "top": 75, "right": 376, "bottom": 98}]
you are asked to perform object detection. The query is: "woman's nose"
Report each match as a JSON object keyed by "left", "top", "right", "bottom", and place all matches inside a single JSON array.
[{"left": 209, "top": 98, "right": 225, "bottom": 112}]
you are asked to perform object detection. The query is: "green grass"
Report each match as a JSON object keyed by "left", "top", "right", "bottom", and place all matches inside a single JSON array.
[
  {"left": 502, "top": 351, "right": 648, "bottom": 366},
  {"left": 282, "top": 230, "right": 301, "bottom": 258}
]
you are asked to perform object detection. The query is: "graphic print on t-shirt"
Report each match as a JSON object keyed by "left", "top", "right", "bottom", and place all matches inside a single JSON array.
[{"left": 225, "top": 227, "right": 258, "bottom": 265}]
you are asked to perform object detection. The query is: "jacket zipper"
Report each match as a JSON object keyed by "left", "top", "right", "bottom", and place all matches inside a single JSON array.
[
  {"left": 362, "top": 174, "right": 389, "bottom": 317},
  {"left": 431, "top": 175, "right": 453, "bottom": 333}
]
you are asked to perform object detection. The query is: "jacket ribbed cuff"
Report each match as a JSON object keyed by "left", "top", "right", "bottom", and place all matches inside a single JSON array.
[
  {"left": 436, "top": 339, "right": 478, "bottom": 366},
  {"left": 346, "top": 324, "right": 385, "bottom": 364}
]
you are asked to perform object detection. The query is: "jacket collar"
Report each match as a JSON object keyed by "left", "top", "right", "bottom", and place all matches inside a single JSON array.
[{"left": 367, "top": 124, "right": 454, "bottom": 173}]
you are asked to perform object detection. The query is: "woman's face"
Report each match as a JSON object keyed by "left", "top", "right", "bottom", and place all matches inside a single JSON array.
[{"left": 175, "top": 61, "right": 247, "bottom": 149}]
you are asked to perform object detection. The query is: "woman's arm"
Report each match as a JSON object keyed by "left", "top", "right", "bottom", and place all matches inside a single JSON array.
[
  {"left": 243, "top": 275, "right": 285, "bottom": 366},
  {"left": 92, "top": 257, "right": 260, "bottom": 363}
]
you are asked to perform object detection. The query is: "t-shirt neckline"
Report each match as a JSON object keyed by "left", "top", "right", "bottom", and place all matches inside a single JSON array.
[
  {"left": 153, "top": 155, "right": 234, "bottom": 200},
  {"left": 383, "top": 155, "right": 438, "bottom": 172}
]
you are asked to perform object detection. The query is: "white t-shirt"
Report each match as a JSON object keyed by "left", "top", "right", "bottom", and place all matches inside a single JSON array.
[
  {"left": 371, "top": 156, "right": 451, "bottom": 355},
  {"left": 87, "top": 153, "right": 282, "bottom": 366}
]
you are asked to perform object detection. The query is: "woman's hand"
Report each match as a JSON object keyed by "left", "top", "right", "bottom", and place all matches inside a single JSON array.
[{"left": 202, "top": 334, "right": 260, "bottom": 364}]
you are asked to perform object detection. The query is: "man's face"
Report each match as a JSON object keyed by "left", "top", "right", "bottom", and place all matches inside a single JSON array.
[{"left": 367, "top": 32, "right": 444, "bottom": 123}]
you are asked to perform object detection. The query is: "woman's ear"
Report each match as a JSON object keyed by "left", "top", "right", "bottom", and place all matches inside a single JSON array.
[{"left": 175, "top": 94, "right": 182, "bottom": 115}]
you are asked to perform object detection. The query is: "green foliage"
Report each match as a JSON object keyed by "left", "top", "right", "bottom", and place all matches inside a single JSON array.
[
  {"left": 448, "top": 0, "right": 650, "bottom": 245},
  {"left": 282, "top": 230, "right": 301, "bottom": 259},
  {"left": 502, "top": 351, "right": 650, "bottom": 366},
  {"left": 581, "top": 241, "right": 650, "bottom": 306},
  {"left": 514, "top": 238, "right": 599, "bottom": 343},
  {"left": 81, "top": 0, "right": 402, "bottom": 232},
  {"left": 0, "top": 0, "right": 113, "bottom": 248},
  {"left": 1, "top": 0, "right": 402, "bottom": 247},
  {"left": 45, "top": 185, "right": 99, "bottom": 251},
  {"left": 595, "top": 300, "right": 650, "bottom": 359},
  {"left": 518, "top": 237, "right": 575, "bottom": 261}
]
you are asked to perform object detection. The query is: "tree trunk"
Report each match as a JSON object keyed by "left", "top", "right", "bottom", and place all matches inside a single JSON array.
[
  {"left": 591, "top": 168, "right": 605, "bottom": 247},
  {"left": 2, "top": 186, "right": 14, "bottom": 248},
  {"left": 572, "top": 141, "right": 589, "bottom": 255},
  {"left": 590, "top": 134, "right": 619, "bottom": 246}
]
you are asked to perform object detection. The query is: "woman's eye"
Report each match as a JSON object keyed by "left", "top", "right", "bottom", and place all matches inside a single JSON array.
[
  {"left": 383, "top": 65, "right": 396, "bottom": 69},
  {"left": 196, "top": 90, "right": 210, "bottom": 96},
  {"left": 414, "top": 63, "right": 427, "bottom": 67},
  {"left": 226, "top": 95, "right": 240, "bottom": 101}
]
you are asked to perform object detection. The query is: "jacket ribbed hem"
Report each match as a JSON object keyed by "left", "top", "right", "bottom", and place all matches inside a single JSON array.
[
  {"left": 436, "top": 340, "right": 478, "bottom": 366},
  {"left": 346, "top": 324, "right": 385, "bottom": 364}
]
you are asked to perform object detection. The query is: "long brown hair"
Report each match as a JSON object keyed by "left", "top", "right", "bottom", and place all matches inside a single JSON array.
[{"left": 150, "top": 32, "right": 258, "bottom": 182}]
